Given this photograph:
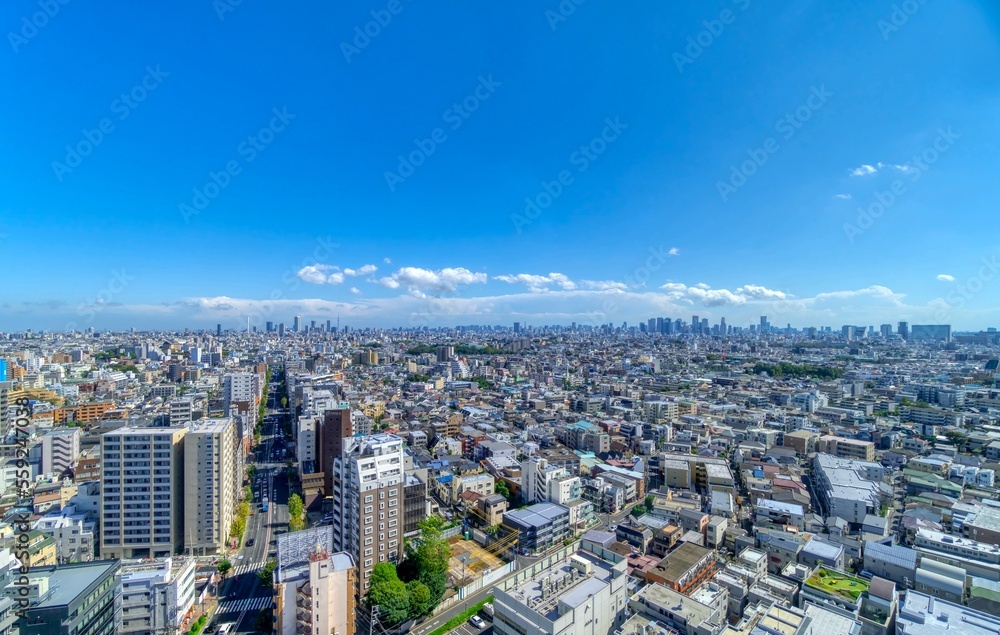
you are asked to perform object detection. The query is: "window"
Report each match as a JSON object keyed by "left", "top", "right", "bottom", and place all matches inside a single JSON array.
[
  {"left": 365, "top": 505, "right": 373, "bottom": 513},
  {"left": 365, "top": 548, "right": 373, "bottom": 556},
  {"left": 365, "top": 495, "right": 373, "bottom": 503},
  {"left": 380, "top": 502, "right": 385, "bottom": 510},
  {"left": 365, "top": 527, "right": 373, "bottom": 535},
  {"left": 365, "top": 558, "right": 373, "bottom": 567},
  {"left": 365, "top": 537, "right": 373, "bottom": 545},
  {"left": 389, "top": 488, "right": 398, "bottom": 496}
]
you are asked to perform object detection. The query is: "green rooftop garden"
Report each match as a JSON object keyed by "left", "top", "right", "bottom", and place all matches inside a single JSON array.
[{"left": 805, "top": 568, "right": 869, "bottom": 602}]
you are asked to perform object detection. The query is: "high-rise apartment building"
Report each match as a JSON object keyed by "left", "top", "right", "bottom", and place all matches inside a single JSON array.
[
  {"left": 321, "top": 407, "right": 352, "bottom": 495},
  {"left": 436, "top": 345, "right": 455, "bottom": 362},
  {"left": 223, "top": 372, "right": 260, "bottom": 429},
  {"left": 183, "top": 417, "right": 243, "bottom": 555},
  {"left": 100, "top": 426, "right": 187, "bottom": 559},
  {"left": 294, "top": 316, "right": 301, "bottom": 332},
  {"left": 168, "top": 397, "right": 193, "bottom": 426},
  {"left": 898, "top": 321, "right": 909, "bottom": 340},
  {"left": 274, "top": 526, "right": 356, "bottom": 635},
  {"left": 880, "top": 323, "right": 893, "bottom": 338},
  {"left": 0, "top": 381, "right": 12, "bottom": 437},
  {"left": 331, "top": 434, "right": 406, "bottom": 596},
  {"left": 278, "top": 322, "right": 285, "bottom": 337},
  {"left": 40, "top": 428, "right": 81, "bottom": 478}
]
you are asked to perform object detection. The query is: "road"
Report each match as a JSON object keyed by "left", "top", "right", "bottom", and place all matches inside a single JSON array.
[{"left": 212, "top": 378, "right": 292, "bottom": 634}]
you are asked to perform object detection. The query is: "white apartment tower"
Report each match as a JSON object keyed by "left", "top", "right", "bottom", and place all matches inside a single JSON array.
[
  {"left": 331, "top": 433, "right": 405, "bottom": 596},
  {"left": 100, "top": 426, "right": 188, "bottom": 559},
  {"left": 183, "top": 417, "right": 243, "bottom": 555},
  {"left": 40, "top": 428, "right": 81, "bottom": 477},
  {"left": 223, "top": 372, "right": 261, "bottom": 428},
  {"left": 168, "top": 398, "right": 193, "bottom": 426}
]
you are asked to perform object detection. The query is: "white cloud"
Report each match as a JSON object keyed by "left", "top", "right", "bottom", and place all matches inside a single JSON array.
[
  {"left": 737, "top": 285, "right": 787, "bottom": 300},
  {"left": 350, "top": 287, "right": 362, "bottom": 294},
  {"left": 850, "top": 164, "right": 877, "bottom": 176},
  {"left": 658, "top": 282, "right": 787, "bottom": 307},
  {"left": 378, "top": 266, "right": 487, "bottom": 293},
  {"left": 580, "top": 280, "right": 628, "bottom": 291},
  {"left": 383, "top": 257, "right": 392, "bottom": 264},
  {"left": 296, "top": 264, "right": 345, "bottom": 285},
  {"left": 495, "top": 273, "right": 577, "bottom": 293},
  {"left": 834, "top": 193, "right": 852, "bottom": 199},
  {"left": 877, "top": 162, "right": 913, "bottom": 173},
  {"left": 935, "top": 274, "right": 955, "bottom": 282},
  {"left": 343, "top": 264, "right": 378, "bottom": 276},
  {"left": 668, "top": 247, "right": 680, "bottom": 256}
]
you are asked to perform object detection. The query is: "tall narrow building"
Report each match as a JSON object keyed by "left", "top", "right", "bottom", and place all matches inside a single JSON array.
[
  {"left": 274, "top": 526, "right": 356, "bottom": 635},
  {"left": 100, "top": 427, "right": 187, "bottom": 559},
  {"left": 331, "top": 434, "right": 405, "bottom": 596},
  {"left": 320, "top": 407, "right": 352, "bottom": 495},
  {"left": 183, "top": 417, "right": 243, "bottom": 555}
]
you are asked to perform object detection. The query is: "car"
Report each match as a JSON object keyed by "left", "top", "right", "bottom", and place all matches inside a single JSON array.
[
  {"left": 469, "top": 616, "right": 486, "bottom": 629},
  {"left": 246, "top": 539, "right": 255, "bottom": 547}
]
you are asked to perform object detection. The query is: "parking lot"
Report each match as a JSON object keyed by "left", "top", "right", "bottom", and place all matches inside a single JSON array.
[{"left": 449, "top": 613, "right": 492, "bottom": 635}]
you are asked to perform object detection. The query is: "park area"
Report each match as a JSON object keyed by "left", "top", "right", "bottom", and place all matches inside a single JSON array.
[{"left": 805, "top": 568, "right": 870, "bottom": 602}]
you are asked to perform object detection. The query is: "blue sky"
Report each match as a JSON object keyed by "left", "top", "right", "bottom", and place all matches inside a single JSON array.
[{"left": 3, "top": 0, "right": 1000, "bottom": 331}]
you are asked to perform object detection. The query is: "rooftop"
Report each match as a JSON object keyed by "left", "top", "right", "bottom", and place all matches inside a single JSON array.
[
  {"left": 651, "top": 542, "right": 713, "bottom": 584},
  {"left": 503, "top": 550, "right": 615, "bottom": 621},
  {"left": 897, "top": 591, "right": 1000, "bottom": 635},
  {"left": 805, "top": 568, "right": 870, "bottom": 603}
]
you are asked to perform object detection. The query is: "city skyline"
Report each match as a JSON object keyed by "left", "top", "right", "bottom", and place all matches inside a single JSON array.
[{"left": 4, "top": 2, "right": 1000, "bottom": 330}]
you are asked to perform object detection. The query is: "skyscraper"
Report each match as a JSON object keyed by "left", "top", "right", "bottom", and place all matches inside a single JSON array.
[
  {"left": 720, "top": 317, "right": 727, "bottom": 336},
  {"left": 294, "top": 315, "right": 301, "bottom": 332},
  {"left": 216, "top": 323, "right": 222, "bottom": 337},
  {"left": 898, "top": 321, "right": 909, "bottom": 340},
  {"left": 513, "top": 321, "right": 520, "bottom": 333},
  {"left": 278, "top": 322, "right": 285, "bottom": 337}
]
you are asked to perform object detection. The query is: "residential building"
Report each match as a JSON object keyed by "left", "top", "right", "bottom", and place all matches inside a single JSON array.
[
  {"left": 503, "top": 502, "right": 571, "bottom": 553},
  {"left": 629, "top": 582, "right": 724, "bottom": 635},
  {"left": 274, "top": 526, "right": 356, "bottom": 635},
  {"left": 645, "top": 542, "right": 717, "bottom": 594},
  {"left": 183, "top": 417, "right": 242, "bottom": 555},
  {"left": 119, "top": 557, "right": 196, "bottom": 634},
  {"left": 895, "top": 591, "right": 1000, "bottom": 635},
  {"left": 330, "top": 433, "right": 405, "bottom": 596},
  {"left": 100, "top": 426, "right": 187, "bottom": 559},
  {"left": 40, "top": 428, "right": 80, "bottom": 478}
]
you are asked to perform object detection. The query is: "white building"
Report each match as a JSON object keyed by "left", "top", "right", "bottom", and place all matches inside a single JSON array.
[
  {"left": 331, "top": 434, "right": 405, "bottom": 596},
  {"left": 274, "top": 526, "right": 356, "bottom": 635},
  {"left": 32, "top": 512, "right": 94, "bottom": 564},
  {"left": 494, "top": 549, "right": 628, "bottom": 635},
  {"left": 168, "top": 398, "right": 193, "bottom": 426},
  {"left": 120, "top": 557, "right": 196, "bottom": 634},
  {"left": 40, "top": 428, "right": 80, "bottom": 478}
]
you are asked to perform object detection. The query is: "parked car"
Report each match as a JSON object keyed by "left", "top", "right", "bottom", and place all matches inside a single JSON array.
[{"left": 469, "top": 616, "right": 486, "bottom": 629}]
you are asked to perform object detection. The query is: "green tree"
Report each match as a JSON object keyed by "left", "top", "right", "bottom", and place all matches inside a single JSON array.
[
  {"left": 630, "top": 505, "right": 647, "bottom": 518},
  {"left": 944, "top": 430, "right": 968, "bottom": 448},
  {"left": 217, "top": 559, "right": 232, "bottom": 577},
  {"left": 410, "top": 517, "right": 452, "bottom": 604},
  {"left": 367, "top": 563, "right": 410, "bottom": 625},
  {"left": 494, "top": 479, "right": 510, "bottom": 499},
  {"left": 406, "top": 580, "right": 433, "bottom": 618},
  {"left": 257, "top": 559, "right": 277, "bottom": 586},
  {"left": 288, "top": 493, "right": 305, "bottom": 531},
  {"left": 280, "top": 396, "right": 288, "bottom": 408}
]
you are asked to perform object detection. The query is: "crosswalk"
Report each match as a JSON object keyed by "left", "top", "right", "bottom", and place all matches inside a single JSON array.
[
  {"left": 231, "top": 562, "right": 264, "bottom": 576},
  {"left": 218, "top": 595, "right": 273, "bottom": 614}
]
